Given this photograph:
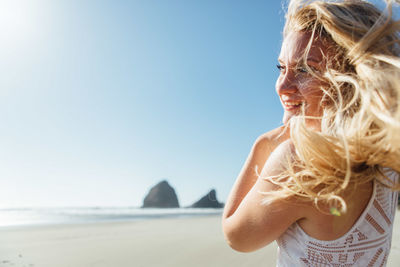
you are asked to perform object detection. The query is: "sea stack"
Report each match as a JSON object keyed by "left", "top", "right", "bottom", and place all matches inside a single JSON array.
[
  {"left": 142, "top": 180, "right": 180, "bottom": 208},
  {"left": 190, "top": 189, "right": 224, "bottom": 208}
]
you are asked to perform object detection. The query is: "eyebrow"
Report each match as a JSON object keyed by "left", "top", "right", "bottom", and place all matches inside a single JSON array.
[
  {"left": 277, "top": 57, "right": 321, "bottom": 65},
  {"left": 306, "top": 58, "right": 321, "bottom": 64}
]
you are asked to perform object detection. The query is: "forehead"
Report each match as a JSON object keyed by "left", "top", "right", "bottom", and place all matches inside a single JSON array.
[{"left": 279, "top": 31, "right": 330, "bottom": 63}]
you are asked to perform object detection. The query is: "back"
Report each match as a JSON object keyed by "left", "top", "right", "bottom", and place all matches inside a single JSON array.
[{"left": 277, "top": 170, "right": 399, "bottom": 267}]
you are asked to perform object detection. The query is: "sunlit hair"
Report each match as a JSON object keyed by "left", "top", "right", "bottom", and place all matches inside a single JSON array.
[{"left": 261, "top": 0, "right": 400, "bottom": 213}]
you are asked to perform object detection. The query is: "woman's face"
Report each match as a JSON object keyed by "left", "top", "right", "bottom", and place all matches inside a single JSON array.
[{"left": 276, "top": 31, "right": 330, "bottom": 127}]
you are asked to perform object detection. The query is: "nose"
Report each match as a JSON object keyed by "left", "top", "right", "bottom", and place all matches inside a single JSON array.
[{"left": 276, "top": 72, "right": 298, "bottom": 96}]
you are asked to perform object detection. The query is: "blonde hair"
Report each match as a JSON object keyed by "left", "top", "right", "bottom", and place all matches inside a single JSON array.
[{"left": 262, "top": 0, "right": 400, "bottom": 213}]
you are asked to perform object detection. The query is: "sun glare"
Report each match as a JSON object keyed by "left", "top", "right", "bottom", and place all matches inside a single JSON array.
[{"left": 0, "top": 0, "right": 40, "bottom": 47}]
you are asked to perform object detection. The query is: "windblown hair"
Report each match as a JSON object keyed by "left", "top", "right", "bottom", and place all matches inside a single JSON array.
[{"left": 262, "top": 0, "right": 400, "bottom": 213}]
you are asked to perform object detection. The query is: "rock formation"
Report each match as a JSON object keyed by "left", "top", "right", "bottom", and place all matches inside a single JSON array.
[
  {"left": 142, "top": 180, "right": 180, "bottom": 208},
  {"left": 190, "top": 189, "right": 224, "bottom": 208}
]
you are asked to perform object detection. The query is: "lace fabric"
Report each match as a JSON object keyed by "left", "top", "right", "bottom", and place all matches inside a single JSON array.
[{"left": 276, "top": 170, "right": 399, "bottom": 267}]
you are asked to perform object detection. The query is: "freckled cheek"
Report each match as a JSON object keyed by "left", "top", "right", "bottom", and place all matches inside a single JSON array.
[{"left": 297, "top": 80, "right": 324, "bottom": 98}]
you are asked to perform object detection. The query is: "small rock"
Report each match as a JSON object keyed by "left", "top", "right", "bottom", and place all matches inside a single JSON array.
[{"left": 190, "top": 189, "right": 224, "bottom": 208}]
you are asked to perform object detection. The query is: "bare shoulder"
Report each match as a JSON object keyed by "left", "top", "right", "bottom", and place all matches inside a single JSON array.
[
  {"left": 255, "top": 126, "right": 288, "bottom": 145},
  {"left": 271, "top": 138, "right": 295, "bottom": 156},
  {"left": 260, "top": 139, "right": 295, "bottom": 177},
  {"left": 253, "top": 126, "right": 290, "bottom": 157}
]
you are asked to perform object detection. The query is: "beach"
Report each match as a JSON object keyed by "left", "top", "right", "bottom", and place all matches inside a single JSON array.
[{"left": 0, "top": 214, "right": 399, "bottom": 267}]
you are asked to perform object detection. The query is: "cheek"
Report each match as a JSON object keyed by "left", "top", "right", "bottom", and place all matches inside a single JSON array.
[{"left": 298, "top": 80, "right": 324, "bottom": 99}]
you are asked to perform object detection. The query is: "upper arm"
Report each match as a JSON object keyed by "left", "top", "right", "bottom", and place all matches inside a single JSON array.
[
  {"left": 222, "top": 127, "right": 288, "bottom": 220},
  {"left": 222, "top": 140, "right": 305, "bottom": 252}
]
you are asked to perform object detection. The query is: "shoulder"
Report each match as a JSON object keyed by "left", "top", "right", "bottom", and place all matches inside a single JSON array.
[
  {"left": 260, "top": 139, "right": 296, "bottom": 178},
  {"left": 255, "top": 126, "right": 288, "bottom": 145},
  {"left": 252, "top": 126, "right": 290, "bottom": 158}
]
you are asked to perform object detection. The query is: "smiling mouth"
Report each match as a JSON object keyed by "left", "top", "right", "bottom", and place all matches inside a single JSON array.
[{"left": 283, "top": 101, "right": 303, "bottom": 111}]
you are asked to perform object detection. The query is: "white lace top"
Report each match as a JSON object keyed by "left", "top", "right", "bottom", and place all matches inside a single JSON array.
[{"left": 276, "top": 171, "right": 399, "bottom": 267}]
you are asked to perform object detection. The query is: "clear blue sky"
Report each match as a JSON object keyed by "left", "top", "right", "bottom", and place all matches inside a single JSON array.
[{"left": 0, "top": 0, "right": 390, "bottom": 208}]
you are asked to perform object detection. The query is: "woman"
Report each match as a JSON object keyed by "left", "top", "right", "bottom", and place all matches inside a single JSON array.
[{"left": 222, "top": 0, "right": 400, "bottom": 266}]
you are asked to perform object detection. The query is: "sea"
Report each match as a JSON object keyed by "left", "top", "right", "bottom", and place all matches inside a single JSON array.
[{"left": 0, "top": 207, "right": 223, "bottom": 228}]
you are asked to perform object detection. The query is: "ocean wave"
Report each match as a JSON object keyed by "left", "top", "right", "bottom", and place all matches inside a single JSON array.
[{"left": 0, "top": 207, "right": 223, "bottom": 227}]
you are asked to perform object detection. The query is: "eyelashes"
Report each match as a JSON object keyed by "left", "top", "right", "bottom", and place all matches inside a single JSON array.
[
  {"left": 276, "top": 64, "right": 285, "bottom": 71},
  {"left": 276, "top": 64, "right": 310, "bottom": 74},
  {"left": 298, "top": 67, "right": 308, "bottom": 73}
]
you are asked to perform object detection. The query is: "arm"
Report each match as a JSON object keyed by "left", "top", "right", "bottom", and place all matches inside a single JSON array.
[
  {"left": 222, "top": 130, "right": 305, "bottom": 252},
  {"left": 222, "top": 126, "right": 289, "bottom": 220}
]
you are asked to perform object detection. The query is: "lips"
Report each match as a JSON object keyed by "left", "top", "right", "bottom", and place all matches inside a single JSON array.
[{"left": 282, "top": 100, "right": 303, "bottom": 111}]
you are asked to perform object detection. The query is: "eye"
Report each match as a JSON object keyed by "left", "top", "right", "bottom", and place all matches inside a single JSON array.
[
  {"left": 298, "top": 65, "right": 320, "bottom": 74},
  {"left": 276, "top": 64, "right": 285, "bottom": 73},
  {"left": 297, "top": 67, "right": 308, "bottom": 73}
]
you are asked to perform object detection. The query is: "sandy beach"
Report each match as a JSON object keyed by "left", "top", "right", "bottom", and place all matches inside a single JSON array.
[{"left": 0, "top": 214, "right": 399, "bottom": 267}]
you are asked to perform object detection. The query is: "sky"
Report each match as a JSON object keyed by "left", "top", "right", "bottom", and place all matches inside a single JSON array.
[{"left": 0, "top": 0, "right": 393, "bottom": 208}]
